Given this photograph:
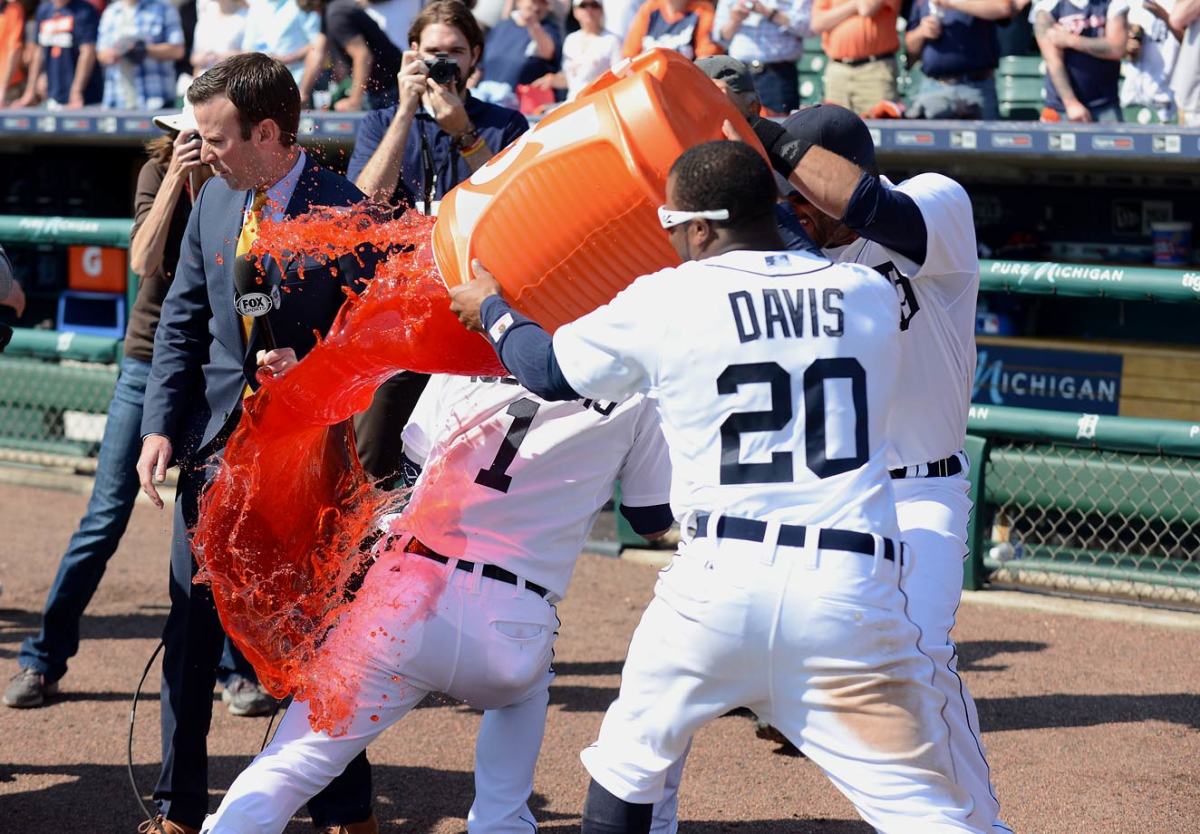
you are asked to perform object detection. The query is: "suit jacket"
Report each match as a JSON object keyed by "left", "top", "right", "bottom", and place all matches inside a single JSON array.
[{"left": 142, "top": 155, "right": 366, "bottom": 462}]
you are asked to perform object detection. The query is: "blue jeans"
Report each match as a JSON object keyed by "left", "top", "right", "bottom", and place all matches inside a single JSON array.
[
  {"left": 909, "top": 74, "right": 999, "bottom": 120},
  {"left": 751, "top": 61, "right": 801, "bottom": 114},
  {"left": 18, "top": 356, "right": 252, "bottom": 684}
]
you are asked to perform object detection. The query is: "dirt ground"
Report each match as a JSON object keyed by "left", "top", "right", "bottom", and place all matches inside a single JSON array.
[{"left": 1, "top": 480, "right": 1199, "bottom": 834}]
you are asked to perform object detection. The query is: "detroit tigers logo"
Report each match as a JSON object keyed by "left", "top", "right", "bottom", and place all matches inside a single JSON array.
[{"left": 874, "top": 261, "right": 920, "bottom": 332}]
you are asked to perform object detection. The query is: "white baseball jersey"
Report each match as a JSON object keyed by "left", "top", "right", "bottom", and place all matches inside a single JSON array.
[
  {"left": 826, "top": 173, "right": 979, "bottom": 470},
  {"left": 400, "top": 373, "right": 671, "bottom": 601},
  {"left": 552, "top": 249, "right": 902, "bottom": 537}
]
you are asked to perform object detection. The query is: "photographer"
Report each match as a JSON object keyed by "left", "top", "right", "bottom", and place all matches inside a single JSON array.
[
  {"left": 348, "top": 0, "right": 527, "bottom": 210},
  {"left": 347, "top": 0, "right": 527, "bottom": 486}
]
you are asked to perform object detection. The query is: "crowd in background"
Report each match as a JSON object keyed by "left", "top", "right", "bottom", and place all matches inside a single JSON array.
[{"left": 0, "top": 0, "right": 1196, "bottom": 122}]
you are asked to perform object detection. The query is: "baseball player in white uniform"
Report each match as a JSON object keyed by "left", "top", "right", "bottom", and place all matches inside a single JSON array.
[
  {"left": 199, "top": 372, "right": 672, "bottom": 834},
  {"left": 744, "top": 104, "right": 1009, "bottom": 834},
  {"left": 450, "top": 140, "right": 984, "bottom": 833}
]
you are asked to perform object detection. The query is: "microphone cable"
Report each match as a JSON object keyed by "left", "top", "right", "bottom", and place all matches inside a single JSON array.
[{"left": 128, "top": 640, "right": 283, "bottom": 832}]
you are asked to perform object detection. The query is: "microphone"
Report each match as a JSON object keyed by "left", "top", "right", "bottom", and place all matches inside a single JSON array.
[{"left": 233, "top": 254, "right": 277, "bottom": 351}]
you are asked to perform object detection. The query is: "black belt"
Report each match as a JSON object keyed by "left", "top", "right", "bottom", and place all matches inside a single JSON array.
[
  {"left": 889, "top": 453, "right": 964, "bottom": 480},
  {"left": 832, "top": 52, "right": 895, "bottom": 67},
  {"left": 930, "top": 68, "right": 994, "bottom": 84},
  {"left": 404, "top": 538, "right": 550, "bottom": 598},
  {"left": 693, "top": 514, "right": 897, "bottom": 563},
  {"left": 746, "top": 59, "right": 799, "bottom": 74}
]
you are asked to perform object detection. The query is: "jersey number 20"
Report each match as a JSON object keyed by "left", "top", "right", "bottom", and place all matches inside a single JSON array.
[{"left": 717, "top": 359, "right": 868, "bottom": 485}]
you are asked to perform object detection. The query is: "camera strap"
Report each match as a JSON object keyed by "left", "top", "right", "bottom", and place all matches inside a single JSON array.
[{"left": 418, "top": 120, "right": 437, "bottom": 216}]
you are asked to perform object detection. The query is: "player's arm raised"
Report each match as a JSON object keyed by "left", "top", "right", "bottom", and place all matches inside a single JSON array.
[
  {"left": 449, "top": 261, "right": 581, "bottom": 401},
  {"left": 742, "top": 117, "right": 930, "bottom": 266},
  {"left": 450, "top": 259, "right": 659, "bottom": 404}
]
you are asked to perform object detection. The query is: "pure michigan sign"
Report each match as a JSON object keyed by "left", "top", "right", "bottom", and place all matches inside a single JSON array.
[{"left": 972, "top": 344, "right": 1123, "bottom": 415}]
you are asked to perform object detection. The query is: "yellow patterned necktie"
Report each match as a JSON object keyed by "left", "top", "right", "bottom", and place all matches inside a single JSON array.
[{"left": 237, "top": 189, "right": 268, "bottom": 398}]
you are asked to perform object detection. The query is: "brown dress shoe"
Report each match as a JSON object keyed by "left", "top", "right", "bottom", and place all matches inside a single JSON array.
[
  {"left": 321, "top": 814, "right": 380, "bottom": 834},
  {"left": 136, "top": 815, "right": 200, "bottom": 834}
]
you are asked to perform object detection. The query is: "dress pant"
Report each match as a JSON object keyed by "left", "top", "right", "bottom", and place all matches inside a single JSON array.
[
  {"left": 353, "top": 371, "right": 430, "bottom": 484},
  {"left": 154, "top": 455, "right": 373, "bottom": 829}
]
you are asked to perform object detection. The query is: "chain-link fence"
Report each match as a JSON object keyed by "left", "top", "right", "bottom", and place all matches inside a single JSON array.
[
  {"left": 0, "top": 331, "right": 119, "bottom": 470},
  {"left": 967, "top": 406, "right": 1200, "bottom": 608}
]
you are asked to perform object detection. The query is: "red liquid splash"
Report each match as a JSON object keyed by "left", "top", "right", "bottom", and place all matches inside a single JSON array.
[{"left": 193, "top": 207, "right": 503, "bottom": 735}]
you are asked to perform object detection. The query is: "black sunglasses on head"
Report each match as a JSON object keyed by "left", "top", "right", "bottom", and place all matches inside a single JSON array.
[{"left": 577, "top": 1, "right": 601, "bottom": 8}]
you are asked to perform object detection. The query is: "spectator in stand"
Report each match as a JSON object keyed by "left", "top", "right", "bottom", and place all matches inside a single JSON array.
[
  {"left": 811, "top": 0, "right": 900, "bottom": 114},
  {"left": 15, "top": 0, "right": 102, "bottom": 107},
  {"left": 96, "top": 0, "right": 185, "bottom": 109},
  {"left": 604, "top": 0, "right": 646, "bottom": 35},
  {"left": 622, "top": 0, "right": 721, "bottom": 57},
  {"left": 0, "top": 0, "right": 29, "bottom": 106},
  {"left": 533, "top": 0, "right": 622, "bottom": 100},
  {"left": 481, "top": 0, "right": 562, "bottom": 97},
  {"left": 1119, "top": 0, "right": 1178, "bottom": 121},
  {"left": 241, "top": 0, "right": 320, "bottom": 85},
  {"left": 190, "top": 0, "right": 247, "bottom": 74},
  {"left": 297, "top": 0, "right": 402, "bottom": 110},
  {"left": 347, "top": 0, "right": 527, "bottom": 479},
  {"left": 905, "top": 0, "right": 1013, "bottom": 119},
  {"left": 998, "top": 0, "right": 1037, "bottom": 54},
  {"left": 362, "top": 0, "right": 423, "bottom": 50},
  {"left": 713, "top": 0, "right": 809, "bottom": 114},
  {"left": 1168, "top": 0, "right": 1199, "bottom": 123},
  {"left": 1034, "top": 0, "right": 1129, "bottom": 122}
]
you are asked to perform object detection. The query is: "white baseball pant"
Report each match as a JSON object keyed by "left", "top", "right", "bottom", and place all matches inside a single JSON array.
[
  {"left": 650, "top": 474, "right": 1010, "bottom": 834},
  {"left": 200, "top": 549, "right": 559, "bottom": 834},
  {"left": 893, "top": 473, "right": 1011, "bottom": 834},
  {"left": 583, "top": 527, "right": 985, "bottom": 833}
]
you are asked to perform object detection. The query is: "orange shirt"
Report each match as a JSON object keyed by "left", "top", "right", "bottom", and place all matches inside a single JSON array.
[
  {"left": 0, "top": 1, "right": 26, "bottom": 90},
  {"left": 622, "top": 0, "right": 721, "bottom": 61},
  {"left": 817, "top": 0, "right": 899, "bottom": 62}
]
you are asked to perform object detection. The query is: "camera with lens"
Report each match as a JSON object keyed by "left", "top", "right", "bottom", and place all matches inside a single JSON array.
[{"left": 424, "top": 52, "right": 460, "bottom": 87}]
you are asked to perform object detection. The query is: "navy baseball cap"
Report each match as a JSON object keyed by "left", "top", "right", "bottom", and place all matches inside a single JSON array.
[{"left": 781, "top": 104, "right": 878, "bottom": 175}]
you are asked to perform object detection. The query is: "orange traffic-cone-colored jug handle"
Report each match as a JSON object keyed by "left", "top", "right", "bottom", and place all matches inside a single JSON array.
[{"left": 433, "top": 48, "right": 767, "bottom": 333}]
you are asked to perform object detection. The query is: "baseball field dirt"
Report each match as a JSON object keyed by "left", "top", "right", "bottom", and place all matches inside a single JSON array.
[{"left": 1, "top": 481, "right": 1198, "bottom": 833}]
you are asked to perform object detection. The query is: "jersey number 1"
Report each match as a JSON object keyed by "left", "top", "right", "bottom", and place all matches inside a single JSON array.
[
  {"left": 475, "top": 398, "right": 541, "bottom": 493},
  {"left": 718, "top": 359, "right": 868, "bottom": 485}
]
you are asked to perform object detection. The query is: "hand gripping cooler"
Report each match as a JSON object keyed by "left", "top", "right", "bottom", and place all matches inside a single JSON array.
[{"left": 433, "top": 48, "right": 767, "bottom": 332}]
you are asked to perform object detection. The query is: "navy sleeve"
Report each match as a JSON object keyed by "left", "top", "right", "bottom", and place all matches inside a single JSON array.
[
  {"left": 842, "top": 173, "right": 928, "bottom": 266},
  {"left": 346, "top": 108, "right": 390, "bottom": 184},
  {"left": 906, "top": 0, "right": 926, "bottom": 31},
  {"left": 619, "top": 503, "right": 674, "bottom": 536},
  {"left": 774, "top": 202, "right": 821, "bottom": 255},
  {"left": 480, "top": 295, "right": 579, "bottom": 401},
  {"left": 77, "top": 5, "right": 99, "bottom": 43}
]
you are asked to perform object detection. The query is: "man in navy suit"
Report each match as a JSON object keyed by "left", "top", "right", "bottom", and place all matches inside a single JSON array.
[{"left": 136, "top": 53, "right": 376, "bottom": 834}]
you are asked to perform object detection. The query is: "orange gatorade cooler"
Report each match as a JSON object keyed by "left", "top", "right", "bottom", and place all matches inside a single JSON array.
[{"left": 433, "top": 48, "right": 767, "bottom": 332}]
